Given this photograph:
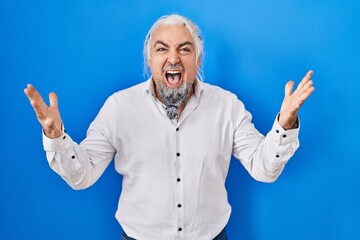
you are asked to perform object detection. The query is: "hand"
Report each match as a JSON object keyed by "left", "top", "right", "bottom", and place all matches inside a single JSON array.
[
  {"left": 279, "top": 70, "right": 315, "bottom": 130},
  {"left": 24, "top": 84, "right": 63, "bottom": 138}
]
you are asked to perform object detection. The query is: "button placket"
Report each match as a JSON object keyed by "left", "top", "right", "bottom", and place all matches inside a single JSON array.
[{"left": 174, "top": 125, "right": 184, "bottom": 235}]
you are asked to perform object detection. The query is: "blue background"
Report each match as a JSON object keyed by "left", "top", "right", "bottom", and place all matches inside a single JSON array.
[{"left": 1, "top": 0, "right": 359, "bottom": 239}]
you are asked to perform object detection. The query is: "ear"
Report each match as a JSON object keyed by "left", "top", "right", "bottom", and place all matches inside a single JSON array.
[{"left": 196, "top": 56, "right": 201, "bottom": 69}]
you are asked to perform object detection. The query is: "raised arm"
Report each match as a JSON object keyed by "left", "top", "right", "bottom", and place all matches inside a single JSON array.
[
  {"left": 232, "top": 70, "right": 315, "bottom": 182},
  {"left": 24, "top": 84, "right": 63, "bottom": 138},
  {"left": 24, "top": 84, "right": 116, "bottom": 189}
]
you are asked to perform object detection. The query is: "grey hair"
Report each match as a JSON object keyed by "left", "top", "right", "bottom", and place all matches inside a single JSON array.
[{"left": 143, "top": 14, "right": 204, "bottom": 81}]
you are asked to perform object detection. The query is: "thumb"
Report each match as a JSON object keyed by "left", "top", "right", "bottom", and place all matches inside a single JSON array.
[
  {"left": 285, "top": 81, "right": 294, "bottom": 96},
  {"left": 49, "top": 92, "right": 58, "bottom": 108}
]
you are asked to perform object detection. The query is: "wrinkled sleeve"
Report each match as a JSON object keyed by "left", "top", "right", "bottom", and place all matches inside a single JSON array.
[
  {"left": 42, "top": 96, "right": 117, "bottom": 189},
  {"left": 232, "top": 100, "right": 300, "bottom": 183}
]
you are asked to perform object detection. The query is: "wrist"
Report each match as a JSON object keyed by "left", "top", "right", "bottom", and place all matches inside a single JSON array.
[
  {"left": 44, "top": 123, "right": 63, "bottom": 139},
  {"left": 278, "top": 114, "right": 299, "bottom": 130}
]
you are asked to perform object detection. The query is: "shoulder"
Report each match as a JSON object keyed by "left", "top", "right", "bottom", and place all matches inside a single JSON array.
[
  {"left": 201, "top": 82, "right": 239, "bottom": 103},
  {"left": 112, "top": 81, "right": 148, "bottom": 98},
  {"left": 201, "top": 82, "right": 248, "bottom": 117},
  {"left": 96, "top": 81, "right": 148, "bottom": 113},
  {"left": 105, "top": 81, "right": 147, "bottom": 104}
]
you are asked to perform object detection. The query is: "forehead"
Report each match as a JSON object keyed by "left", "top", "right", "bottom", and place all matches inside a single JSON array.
[{"left": 151, "top": 24, "right": 195, "bottom": 46}]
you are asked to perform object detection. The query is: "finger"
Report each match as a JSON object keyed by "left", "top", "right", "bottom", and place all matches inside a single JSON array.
[
  {"left": 285, "top": 81, "right": 295, "bottom": 96},
  {"left": 24, "top": 84, "right": 48, "bottom": 118},
  {"left": 293, "top": 70, "right": 314, "bottom": 95},
  {"left": 305, "top": 70, "right": 313, "bottom": 80},
  {"left": 298, "top": 85, "right": 315, "bottom": 103},
  {"left": 300, "top": 70, "right": 313, "bottom": 85},
  {"left": 291, "top": 85, "right": 315, "bottom": 110},
  {"left": 49, "top": 92, "right": 58, "bottom": 108},
  {"left": 24, "top": 84, "right": 37, "bottom": 99},
  {"left": 295, "top": 79, "right": 314, "bottom": 97},
  {"left": 303, "top": 70, "right": 313, "bottom": 84},
  {"left": 24, "top": 84, "right": 46, "bottom": 105}
]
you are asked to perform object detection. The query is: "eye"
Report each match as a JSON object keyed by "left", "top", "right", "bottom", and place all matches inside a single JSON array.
[
  {"left": 180, "top": 47, "right": 191, "bottom": 53},
  {"left": 156, "top": 48, "right": 167, "bottom": 52}
]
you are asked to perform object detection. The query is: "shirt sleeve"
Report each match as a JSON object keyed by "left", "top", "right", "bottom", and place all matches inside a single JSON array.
[
  {"left": 42, "top": 96, "right": 117, "bottom": 190},
  {"left": 232, "top": 100, "right": 300, "bottom": 183}
]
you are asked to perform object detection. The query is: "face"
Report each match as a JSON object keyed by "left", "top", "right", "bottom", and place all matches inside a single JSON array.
[{"left": 148, "top": 24, "right": 200, "bottom": 91}]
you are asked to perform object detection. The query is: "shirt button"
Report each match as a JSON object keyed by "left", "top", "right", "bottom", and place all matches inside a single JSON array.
[
  {"left": 283, "top": 134, "right": 287, "bottom": 138},
  {"left": 276, "top": 154, "right": 280, "bottom": 158},
  {"left": 276, "top": 130, "right": 279, "bottom": 133},
  {"left": 72, "top": 155, "right": 75, "bottom": 159},
  {"left": 177, "top": 204, "right": 182, "bottom": 208},
  {"left": 178, "top": 228, "right": 182, "bottom": 231},
  {"left": 177, "top": 178, "right": 181, "bottom": 182},
  {"left": 176, "top": 153, "right": 180, "bottom": 157},
  {"left": 63, "top": 135, "right": 66, "bottom": 140},
  {"left": 176, "top": 127, "right": 179, "bottom": 131}
]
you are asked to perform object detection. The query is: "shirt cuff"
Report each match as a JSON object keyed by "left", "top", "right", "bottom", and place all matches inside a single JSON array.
[
  {"left": 268, "top": 114, "right": 300, "bottom": 143},
  {"left": 42, "top": 126, "right": 70, "bottom": 152}
]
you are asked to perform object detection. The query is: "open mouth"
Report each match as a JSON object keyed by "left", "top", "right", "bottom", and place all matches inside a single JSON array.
[{"left": 165, "top": 70, "right": 182, "bottom": 87}]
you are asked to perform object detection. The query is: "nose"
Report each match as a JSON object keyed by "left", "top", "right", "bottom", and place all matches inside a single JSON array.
[{"left": 167, "top": 49, "right": 180, "bottom": 65}]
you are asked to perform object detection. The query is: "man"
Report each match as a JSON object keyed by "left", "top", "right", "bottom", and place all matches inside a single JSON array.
[{"left": 24, "top": 14, "right": 315, "bottom": 240}]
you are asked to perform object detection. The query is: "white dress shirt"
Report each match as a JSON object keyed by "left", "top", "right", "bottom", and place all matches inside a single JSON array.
[{"left": 43, "top": 79, "right": 299, "bottom": 240}]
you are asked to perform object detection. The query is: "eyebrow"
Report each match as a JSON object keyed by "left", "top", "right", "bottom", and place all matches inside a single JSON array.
[
  {"left": 154, "top": 40, "right": 193, "bottom": 49},
  {"left": 154, "top": 40, "right": 169, "bottom": 48},
  {"left": 178, "top": 41, "right": 193, "bottom": 49}
]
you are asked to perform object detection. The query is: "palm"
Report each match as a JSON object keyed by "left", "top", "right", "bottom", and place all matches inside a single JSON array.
[{"left": 279, "top": 70, "right": 315, "bottom": 130}]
